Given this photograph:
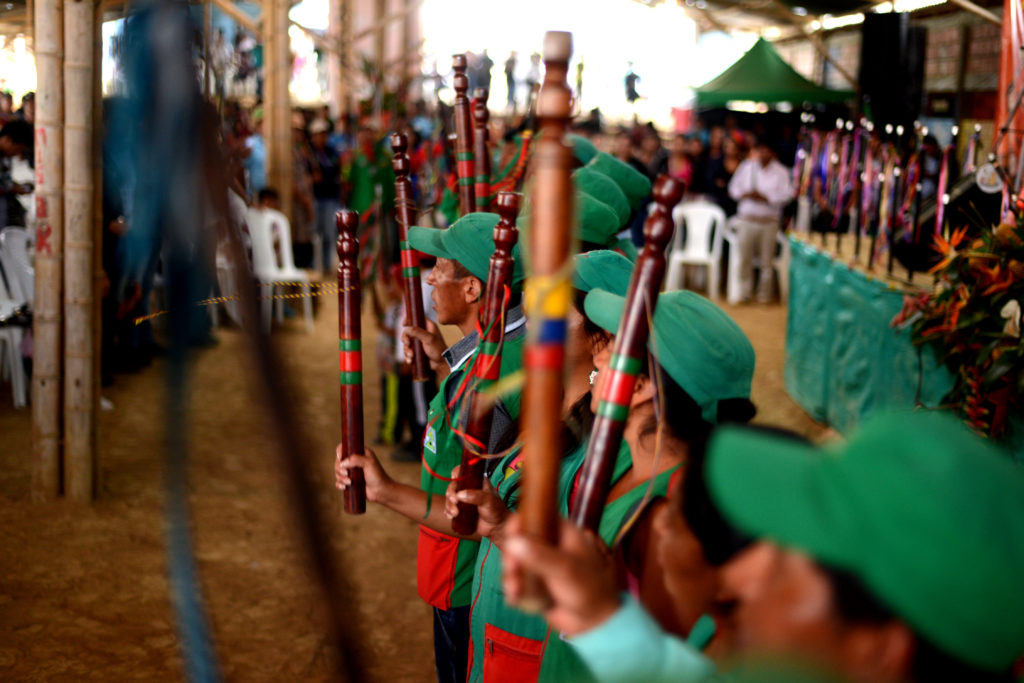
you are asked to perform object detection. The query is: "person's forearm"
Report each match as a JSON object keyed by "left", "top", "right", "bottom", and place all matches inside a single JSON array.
[{"left": 377, "top": 480, "right": 481, "bottom": 539}]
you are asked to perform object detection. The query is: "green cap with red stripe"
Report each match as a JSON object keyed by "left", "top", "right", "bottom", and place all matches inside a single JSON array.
[{"left": 584, "top": 289, "right": 754, "bottom": 422}]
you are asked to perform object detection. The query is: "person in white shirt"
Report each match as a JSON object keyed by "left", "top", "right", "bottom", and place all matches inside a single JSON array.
[{"left": 727, "top": 140, "right": 792, "bottom": 303}]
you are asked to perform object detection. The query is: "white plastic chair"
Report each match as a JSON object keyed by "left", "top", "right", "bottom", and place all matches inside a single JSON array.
[
  {"left": 0, "top": 227, "right": 34, "bottom": 306},
  {"left": 246, "top": 208, "right": 313, "bottom": 332},
  {"left": 665, "top": 201, "right": 726, "bottom": 299}
]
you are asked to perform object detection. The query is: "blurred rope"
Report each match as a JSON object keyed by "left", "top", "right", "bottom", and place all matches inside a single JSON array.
[{"left": 122, "top": 2, "right": 365, "bottom": 679}]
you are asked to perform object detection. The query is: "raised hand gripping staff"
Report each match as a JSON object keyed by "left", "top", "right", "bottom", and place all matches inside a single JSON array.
[
  {"left": 451, "top": 192, "right": 521, "bottom": 536},
  {"left": 570, "top": 176, "right": 685, "bottom": 533}
]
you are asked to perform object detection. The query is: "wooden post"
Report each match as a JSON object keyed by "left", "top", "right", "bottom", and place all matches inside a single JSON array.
[
  {"left": 32, "top": 0, "right": 64, "bottom": 501},
  {"left": 63, "top": 0, "right": 97, "bottom": 501},
  {"left": 517, "top": 31, "right": 574, "bottom": 612},
  {"left": 92, "top": 0, "right": 104, "bottom": 501},
  {"left": 265, "top": 0, "right": 293, "bottom": 219},
  {"left": 328, "top": 0, "right": 344, "bottom": 118}
]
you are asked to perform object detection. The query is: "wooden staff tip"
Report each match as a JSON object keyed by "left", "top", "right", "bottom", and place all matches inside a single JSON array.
[
  {"left": 495, "top": 191, "right": 522, "bottom": 218},
  {"left": 542, "top": 31, "right": 573, "bottom": 62},
  {"left": 473, "top": 87, "right": 490, "bottom": 105},
  {"left": 452, "top": 53, "right": 468, "bottom": 71},
  {"left": 336, "top": 210, "right": 360, "bottom": 255},
  {"left": 389, "top": 132, "right": 408, "bottom": 154},
  {"left": 652, "top": 175, "right": 686, "bottom": 210}
]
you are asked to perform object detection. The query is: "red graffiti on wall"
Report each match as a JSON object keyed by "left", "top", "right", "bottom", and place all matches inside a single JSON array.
[{"left": 36, "top": 224, "right": 53, "bottom": 255}]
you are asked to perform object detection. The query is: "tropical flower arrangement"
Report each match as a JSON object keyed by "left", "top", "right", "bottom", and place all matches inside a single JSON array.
[{"left": 892, "top": 207, "right": 1024, "bottom": 438}]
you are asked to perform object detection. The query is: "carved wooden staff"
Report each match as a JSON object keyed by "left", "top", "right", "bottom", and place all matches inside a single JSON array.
[
  {"left": 570, "top": 175, "right": 684, "bottom": 533},
  {"left": 452, "top": 54, "right": 476, "bottom": 216},
  {"left": 390, "top": 133, "right": 431, "bottom": 424},
  {"left": 473, "top": 88, "right": 491, "bottom": 212},
  {"left": 517, "top": 30, "right": 574, "bottom": 612},
  {"left": 337, "top": 210, "right": 366, "bottom": 514},
  {"left": 451, "top": 192, "right": 521, "bottom": 535}
]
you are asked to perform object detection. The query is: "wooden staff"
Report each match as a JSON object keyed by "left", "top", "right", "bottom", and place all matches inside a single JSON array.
[
  {"left": 517, "top": 30, "right": 574, "bottom": 612},
  {"left": 473, "top": 88, "right": 491, "bottom": 211},
  {"left": 452, "top": 53, "right": 476, "bottom": 216},
  {"left": 570, "top": 176, "right": 684, "bottom": 533},
  {"left": 337, "top": 210, "right": 366, "bottom": 514},
  {"left": 451, "top": 192, "right": 521, "bottom": 535},
  {"left": 390, "top": 133, "right": 431, "bottom": 423}
]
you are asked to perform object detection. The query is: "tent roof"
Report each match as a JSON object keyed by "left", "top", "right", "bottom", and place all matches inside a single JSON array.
[{"left": 696, "top": 38, "right": 853, "bottom": 107}]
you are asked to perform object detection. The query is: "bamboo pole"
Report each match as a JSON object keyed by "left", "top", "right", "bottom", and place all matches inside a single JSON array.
[
  {"left": 327, "top": 0, "right": 343, "bottom": 117},
  {"left": 92, "top": 0, "right": 104, "bottom": 501},
  {"left": 63, "top": 0, "right": 98, "bottom": 502},
  {"left": 209, "top": 0, "right": 260, "bottom": 34},
  {"left": 264, "top": 0, "right": 293, "bottom": 219},
  {"left": 32, "top": 0, "right": 64, "bottom": 501}
]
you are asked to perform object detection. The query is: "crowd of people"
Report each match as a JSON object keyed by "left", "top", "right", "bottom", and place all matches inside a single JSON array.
[{"left": 328, "top": 106, "right": 1024, "bottom": 683}]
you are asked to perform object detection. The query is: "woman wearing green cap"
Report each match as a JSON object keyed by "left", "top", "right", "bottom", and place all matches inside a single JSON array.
[
  {"left": 447, "top": 286, "right": 757, "bottom": 682},
  {"left": 440, "top": 251, "right": 635, "bottom": 683}
]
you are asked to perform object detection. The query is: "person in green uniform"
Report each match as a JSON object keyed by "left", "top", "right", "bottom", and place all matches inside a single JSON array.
[
  {"left": 442, "top": 250, "right": 633, "bottom": 683},
  {"left": 503, "top": 410, "right": 1024, "bottom": 683},
  {"left": 335, "top": 211, "right": 525, "bottom": 683},
  {"left": 448, "top": 288, "right": 757, "bottom": 682}
]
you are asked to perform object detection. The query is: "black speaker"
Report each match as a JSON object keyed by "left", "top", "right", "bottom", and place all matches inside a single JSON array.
[{"left": 859, "top": 14, "right": 926, "bottom": 129}]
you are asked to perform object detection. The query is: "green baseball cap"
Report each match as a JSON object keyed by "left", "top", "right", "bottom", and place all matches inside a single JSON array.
[
  {"left": 573, "top": 250, "right": 633, "bottom": 296},
  {"left": 567, "top": 133, "right": 598, "bottom": 165},
  {"left": 584, "top": 289, "right": 754, "bottom": 422},
  {"left": 408, "top": 213, "right": 524, "bottom": 288},
  {"left": 588, "top": 152, "right": 651, "bottom": 210},
  {"left": 515, "top": 191, "right": 619, "bottom": 248},
  {"left": 707, "top": 410, "right": 1024, "bottom": 673},
  {"left": 573, "top": 167, "right": 631, "bottom": 226}
]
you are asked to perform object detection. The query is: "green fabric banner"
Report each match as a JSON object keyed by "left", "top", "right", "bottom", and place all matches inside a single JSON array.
[{"left": 785, "top": 238, "right": 954, "bottom": 434}]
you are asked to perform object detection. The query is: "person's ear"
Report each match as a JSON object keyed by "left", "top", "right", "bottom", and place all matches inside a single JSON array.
[
  {"left": 632, "top": 373, "right": 656, "bottom": 408},
  {"left": 463, "top": 276, "right": 482, "bottom": 304},
  {"left": 840, "top": 620, "right": 915, "bottom": 683}
]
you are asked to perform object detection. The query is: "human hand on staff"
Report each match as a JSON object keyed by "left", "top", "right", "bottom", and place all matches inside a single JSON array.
[
  {"left": 501, "top": 515, "right": 621, "bottom": 637},
  {"left": 335, "top": 446, "right": 394, "bottom": 503},
  {"left": 401, "top": 318, "right": 446, "bottom": 373},
  {"left": 444, "top": 465, "right": 510, "bottom": 541}
]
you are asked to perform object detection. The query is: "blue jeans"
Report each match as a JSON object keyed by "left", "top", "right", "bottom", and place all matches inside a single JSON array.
[
  {"left": 314, "top": 198, "right": 341, "bottom": 273},
  {"left": 433, "top": 605, "right": 470, "bottom": 683}
]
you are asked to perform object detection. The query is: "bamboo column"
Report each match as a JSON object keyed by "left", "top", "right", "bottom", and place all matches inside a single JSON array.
[
  {"left": 63, "top": 0, "right": 98, "bottom": 501},
  {"left": 265, "top": 0, "right": 293, "bottom": 219},
  {"left": 91, "top": 0, "right": 104, "bottom": 501},
  {"left": 31, "top": 0, "right": 64, "bottom": 501},
  {"left": 327, "top": 0, "right": 343, "bottom": 118}
]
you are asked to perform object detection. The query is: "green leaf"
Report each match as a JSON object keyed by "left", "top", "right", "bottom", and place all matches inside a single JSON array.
[{"left": 984, "top": 353, "right": 1022, "bottom": 386}]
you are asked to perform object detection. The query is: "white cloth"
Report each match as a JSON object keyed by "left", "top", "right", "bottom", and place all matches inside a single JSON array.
[
  {"left": 731, "top": 217, "right": 779, "bottom": 303},
  {"left": 728, "top": 157, "right": 792, "bottom": 222}
]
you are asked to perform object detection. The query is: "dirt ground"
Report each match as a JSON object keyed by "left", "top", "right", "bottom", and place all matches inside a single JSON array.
[{"left": 0, "top": 294, "right": 827, "bottom": 682}]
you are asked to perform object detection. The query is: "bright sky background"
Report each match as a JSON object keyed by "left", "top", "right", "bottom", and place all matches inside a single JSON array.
[
  {"left": 93, "top": 0, "right": 758, "bottom": 127},
  {"left": 418, "top": 0, "right": 756, "bottom": 128}
]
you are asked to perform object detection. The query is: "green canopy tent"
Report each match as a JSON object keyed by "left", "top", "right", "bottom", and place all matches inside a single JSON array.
[{"left": 696, "top": 38, "right": 854, "bottom": 107}]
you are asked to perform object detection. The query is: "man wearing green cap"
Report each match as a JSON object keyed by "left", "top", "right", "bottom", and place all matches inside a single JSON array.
[
  {"left": 501, "top": 409, "right": 1024, "bottom": 682},
  {"left": 335, "top": 211, "right": 526, "bottom": 683}
]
